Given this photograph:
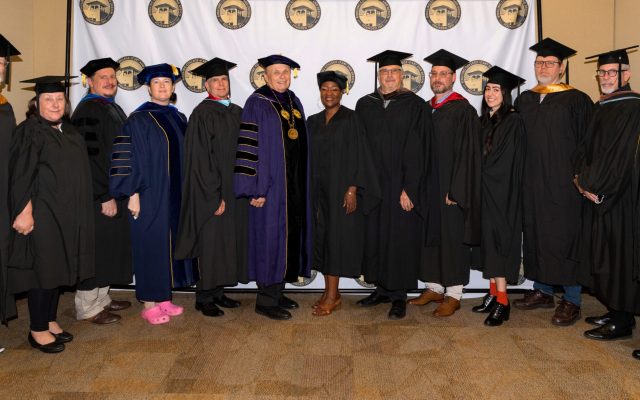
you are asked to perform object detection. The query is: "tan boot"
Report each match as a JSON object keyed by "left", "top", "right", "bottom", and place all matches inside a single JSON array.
[
  {"left": 432, "top": 297, "right": 461, "bottom": 317},
  {"left": 407, "top": 289, "right": 445, "bottom": 305}
]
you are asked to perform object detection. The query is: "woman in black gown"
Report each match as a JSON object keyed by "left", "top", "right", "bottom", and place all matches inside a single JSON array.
[
  {"left": 471, "top": 66, "right": 526, "bottom": 326},
  {"left": 307, "top": 71, "right": 379, "bottom": 316},
  {"left": 9, "top": 76, "right": 94, "bottom": 352}
]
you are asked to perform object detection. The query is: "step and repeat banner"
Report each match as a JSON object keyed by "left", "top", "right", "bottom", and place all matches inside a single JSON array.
[{"left": 72, "top": 0, "right": 537, "bottom": 291}]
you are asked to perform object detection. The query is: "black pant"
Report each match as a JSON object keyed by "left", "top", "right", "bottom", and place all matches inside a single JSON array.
[
  {"left": 256, "top": 282, "right": 285, "bottom": 307},
  {"left": 376, "top": 285, "right": 407, "bottom": 301},
  {"left": 28, "top": 288, "right": 59, "bottom": 332},
  {"left": 195, "top": 285, "right": 224, "bottom": 304},
  {"left": 610, "top": 309, "right": 636, "bottom": 327}
]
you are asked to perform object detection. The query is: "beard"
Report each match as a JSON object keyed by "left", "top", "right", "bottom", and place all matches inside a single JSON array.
[{"left": 431, "top": 82, "right": 452, "bottom": 94}]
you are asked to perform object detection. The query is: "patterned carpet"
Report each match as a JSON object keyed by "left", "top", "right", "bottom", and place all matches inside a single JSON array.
[{"left": 0, "top": 291, "right": 638, "bottom": 399}]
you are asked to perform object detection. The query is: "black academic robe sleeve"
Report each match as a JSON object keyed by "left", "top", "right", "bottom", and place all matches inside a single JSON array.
[
  {"left": 71, "top": 100, "right": 126, "bottom": 203},
  {"left": 448, "top": 103, "right": 482, "bottom": 245},
  {"left": 482, "top": 111, "right": 526, "bottom": 256}
]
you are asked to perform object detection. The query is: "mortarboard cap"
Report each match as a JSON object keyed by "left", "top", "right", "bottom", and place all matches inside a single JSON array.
[
  {"left": 529, "top": 37, "right": 576, "bottom": 60},
  {"left": 0, "top": 34, "right": 20, "bottom": 58},
  {"left": 80, "top": 57, "right": 119, "bottom": 77},
  {"left": 317, "top": 71, "right": 348, "bottom": 91},
  {"left": 258, "top": 55, "right": 300, "bottom": 70},
  {"left": 585, "top": 45, "right": 638, "bottom": 66},
  {"left": 191, "top": 57, "right": 237, "bottom": 79},
  {"left": 137, "top": 63, "right": 181, "bottom": 85},
  {"left": 21, "top": 75, "right": 75, "bottom": 95},
  {"left": 483, "top": 66, "right": 526, "bottom": 91},
  {"left": 423, "top": 49, "right": 468, "bottom": 71},
  {"left": 367, "top": 50, "right": 412, "bottom": 68}
]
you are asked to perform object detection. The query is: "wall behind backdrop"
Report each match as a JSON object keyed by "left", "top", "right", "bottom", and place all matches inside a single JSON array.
[{"left": 1, "top": 0, "right": 639, "bottom": 291}]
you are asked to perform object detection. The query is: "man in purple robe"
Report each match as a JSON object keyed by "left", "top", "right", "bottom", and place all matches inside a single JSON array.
[{"left": 234, "top": 55, "right": 311, "bottom": 320}]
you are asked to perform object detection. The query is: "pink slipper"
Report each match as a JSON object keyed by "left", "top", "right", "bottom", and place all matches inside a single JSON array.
[
  {"left": 158, "top": 301, "right": 183, "bottom": 316},
  {"left": 141, "top": 305, "right": 170, "bottom": 325}
]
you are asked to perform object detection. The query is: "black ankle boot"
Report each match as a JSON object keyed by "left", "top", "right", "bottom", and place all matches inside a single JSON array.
[
  {"left": 484, "top": 303, "right": 510, "bottom": 326},
  {"left": 472, "top": 294, "right": 497, "bottom": 313}
]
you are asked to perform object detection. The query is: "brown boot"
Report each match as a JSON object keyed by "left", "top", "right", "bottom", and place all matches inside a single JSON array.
[
  {"left": 432, "top": 297, "right": 461, "bottom": 317},
  {"left": 407, "top": 290, "right": 444, "bottom": 305},
  {"left": 551, "top": 300, "right": 581, "bottom": 326}
]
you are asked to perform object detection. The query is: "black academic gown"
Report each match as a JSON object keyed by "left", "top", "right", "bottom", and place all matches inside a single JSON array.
[
  {"left": 71, "top": 96, "right": 132, "bottom": 287},
  {"left": 576, "top": 86, "right": 640, "bottom": 313},
  {"left": 515, "top": 88, "right": 593, "bottom": 285},
  {"left": 307, "top": 106, "right": 381, "bottom": 277},
  {"left": 175, "top": 99, "right": 249, "bottom": 289},
  {"left": 421, "top": 95, "right": 482, "bottom": 287},
  {"left": 0, "top": 100, "right": 16, "bottom": 324},
  {"left": 478, "top": 110, "right": 525, "bottom": 283},
  {"left": 7, "top": 116, "right": 95, "bottom": 293},
  {"left": 355, "top": 90, "right": 427, "bottom": 291}
]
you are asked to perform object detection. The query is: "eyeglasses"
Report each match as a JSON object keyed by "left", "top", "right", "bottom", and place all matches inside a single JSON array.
[
  {"left": 596, "top": 69, "right": 627, "bottom": 78},
  {"left": 379, "top": 68, "right": 402, "bottom": 76},
  {"left": 534, "top": 60, "right": 561, "bottom": 68},
  {"left": 428, "top": 71, "right": 454, "bottom": 78},
  {"left": 0, "top": 60, "right": 9, "bottom": 67}
]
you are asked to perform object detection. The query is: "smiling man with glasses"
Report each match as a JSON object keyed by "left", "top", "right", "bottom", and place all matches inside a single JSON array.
[
  {"left": 409, "top": 49, "right": 481, "bottom": 318},
  {"left": 354, "top": 50, "right": 429, "bottom": 320},
  {"left": 513, "top": 38, "right": 593, "bottom": 326},
  {"left": 573, "top": 45, "right": 640, "bottom": 359}
]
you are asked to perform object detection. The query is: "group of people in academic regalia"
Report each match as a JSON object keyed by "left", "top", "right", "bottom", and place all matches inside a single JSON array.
[{"left": 1, "top": 30, "right": 640, "bottom": 361}]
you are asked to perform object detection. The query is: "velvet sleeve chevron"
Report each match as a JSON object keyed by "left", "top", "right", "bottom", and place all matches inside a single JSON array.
[
  {"left": 234, "top": 95, "right": 271, "bottom": 198},
  {"left": 109, "top": 114, "right": 146, "bottom": 200}
]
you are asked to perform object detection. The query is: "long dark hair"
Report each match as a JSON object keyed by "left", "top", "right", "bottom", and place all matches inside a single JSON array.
[
  {"left": 25, "top": 94, "right": 72, "bottom": 121},
  {"left": 480, "top": 86, "right": 513, "bottom": 156}
]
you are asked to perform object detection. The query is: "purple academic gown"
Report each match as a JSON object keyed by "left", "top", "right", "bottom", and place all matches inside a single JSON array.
[
  {"left": 234, "top": 86, "right": 311, "bottom": 286},
  {"left": 109, "top": 102, "right": 198, "bottom": 301}
]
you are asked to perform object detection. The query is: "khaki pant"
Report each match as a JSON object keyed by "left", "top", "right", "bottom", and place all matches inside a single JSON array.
[{"left": 75, "top": 286, "right": 112, "bottom": 320}]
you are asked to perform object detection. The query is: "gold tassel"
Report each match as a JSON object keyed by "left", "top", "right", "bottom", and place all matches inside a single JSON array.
[
  {"left": 82, "top": 74, "right": 86, "bottom": 87},
  {"left": 293, "top": 68, "right": 299, "bottom": 78},
  {"left": 346, "top": 80, "right": 350, "bottom": 95},
  {"left": 171, "top": 64, "right": 178, "bottom": 77}
]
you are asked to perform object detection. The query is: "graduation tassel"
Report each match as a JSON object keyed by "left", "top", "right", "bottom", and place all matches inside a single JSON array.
[
  {"left": 565, "top": 60, "right": 570, "bottom": 84},
  {"left": 82, "top": 74, "right": 86, "bottom": 87},
  {"left": 293, "top": 68, "right": 299, "bottom": 78},
  {"left": 346, "top": 80, "right": 350, "bottom": 95}
]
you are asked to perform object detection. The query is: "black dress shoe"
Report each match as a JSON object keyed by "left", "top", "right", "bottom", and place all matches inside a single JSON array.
[
  {"left": 28, "top": 333, "right": 65, "bottom": 354},
  {"left": 195, "top": 302, "right": 224, "bottom": 317},
  {"left": 472, "top": 294, "right": 497, "bottom": 313},
  {"left": 484, "top": 303, "right": 510, "bottom": 326},
  {"left": 279, "top": 296, "right": 299, "bottom": 309},
  {"left": 357, "top": 292, "right": 391, "bottom": 307},
  {"left": 633, "top": 350, "right": 640, "bottom": 360},
  {"left": 51, "top": 331, "right": 74, "bottom": 343},
  {"left": 584, "top": 322, "right": 633, "bottom": 341},
  {"left": 255, "top": 305, "right": 292, "bottom": 320},
  {"left": 214, "top": 295, "right": 241, "bottom": 309},
  {"left": 388, "top": 300, "right": 407, "bottom": 320},
  {"left": 585, "top": 312, "right": 611, "bottom": 326}
]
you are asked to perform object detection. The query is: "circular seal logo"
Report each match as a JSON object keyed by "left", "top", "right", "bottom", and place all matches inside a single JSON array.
[
  {"left": 216, "top": 0, "right": 252, "bottom": 30},
  {"left": 401, "top": 60, "right": 425, "bottom": 93},
  {"left": 286, "top": 0, "right": 321, "bottom": 30},
  {"left": 355, "top": 0, "right": 391, "bottom": 31},
  {"left": 354, "top": 275, "right": 376, "bottom": 289},
  {"left": 148, "top": 0, "right": 182, "bottom": 28},
  {"left": 79, "top": 0, "right": 114, "bottom": 25},
  {"left": 116, "top": 56, "right": 145, "bottom": 91},
  {"left": 496, "top": 0, "right": 528, "bottom": 29},
  {"left": 289, "top": 269, "right": 318, "bottom": 287},
  {"left": 182, "top": 58, "right": 207, "bottom": 93},
  {"left": 425, "top": 0, "right": 461, "bottom": 30},
  {"left": 320, "top": 60, "right": 356, "bottom": 92},
  {"left": 249, "top": 63, "right": 266, "bottom": 90},
  {"left": 460, "top": 60, "right": 492, "bottom": 96}
]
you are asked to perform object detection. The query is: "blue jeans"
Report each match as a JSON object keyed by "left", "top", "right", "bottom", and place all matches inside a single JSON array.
[{"left": 533, "top": 281, "right": 581, "bottom": 306}]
